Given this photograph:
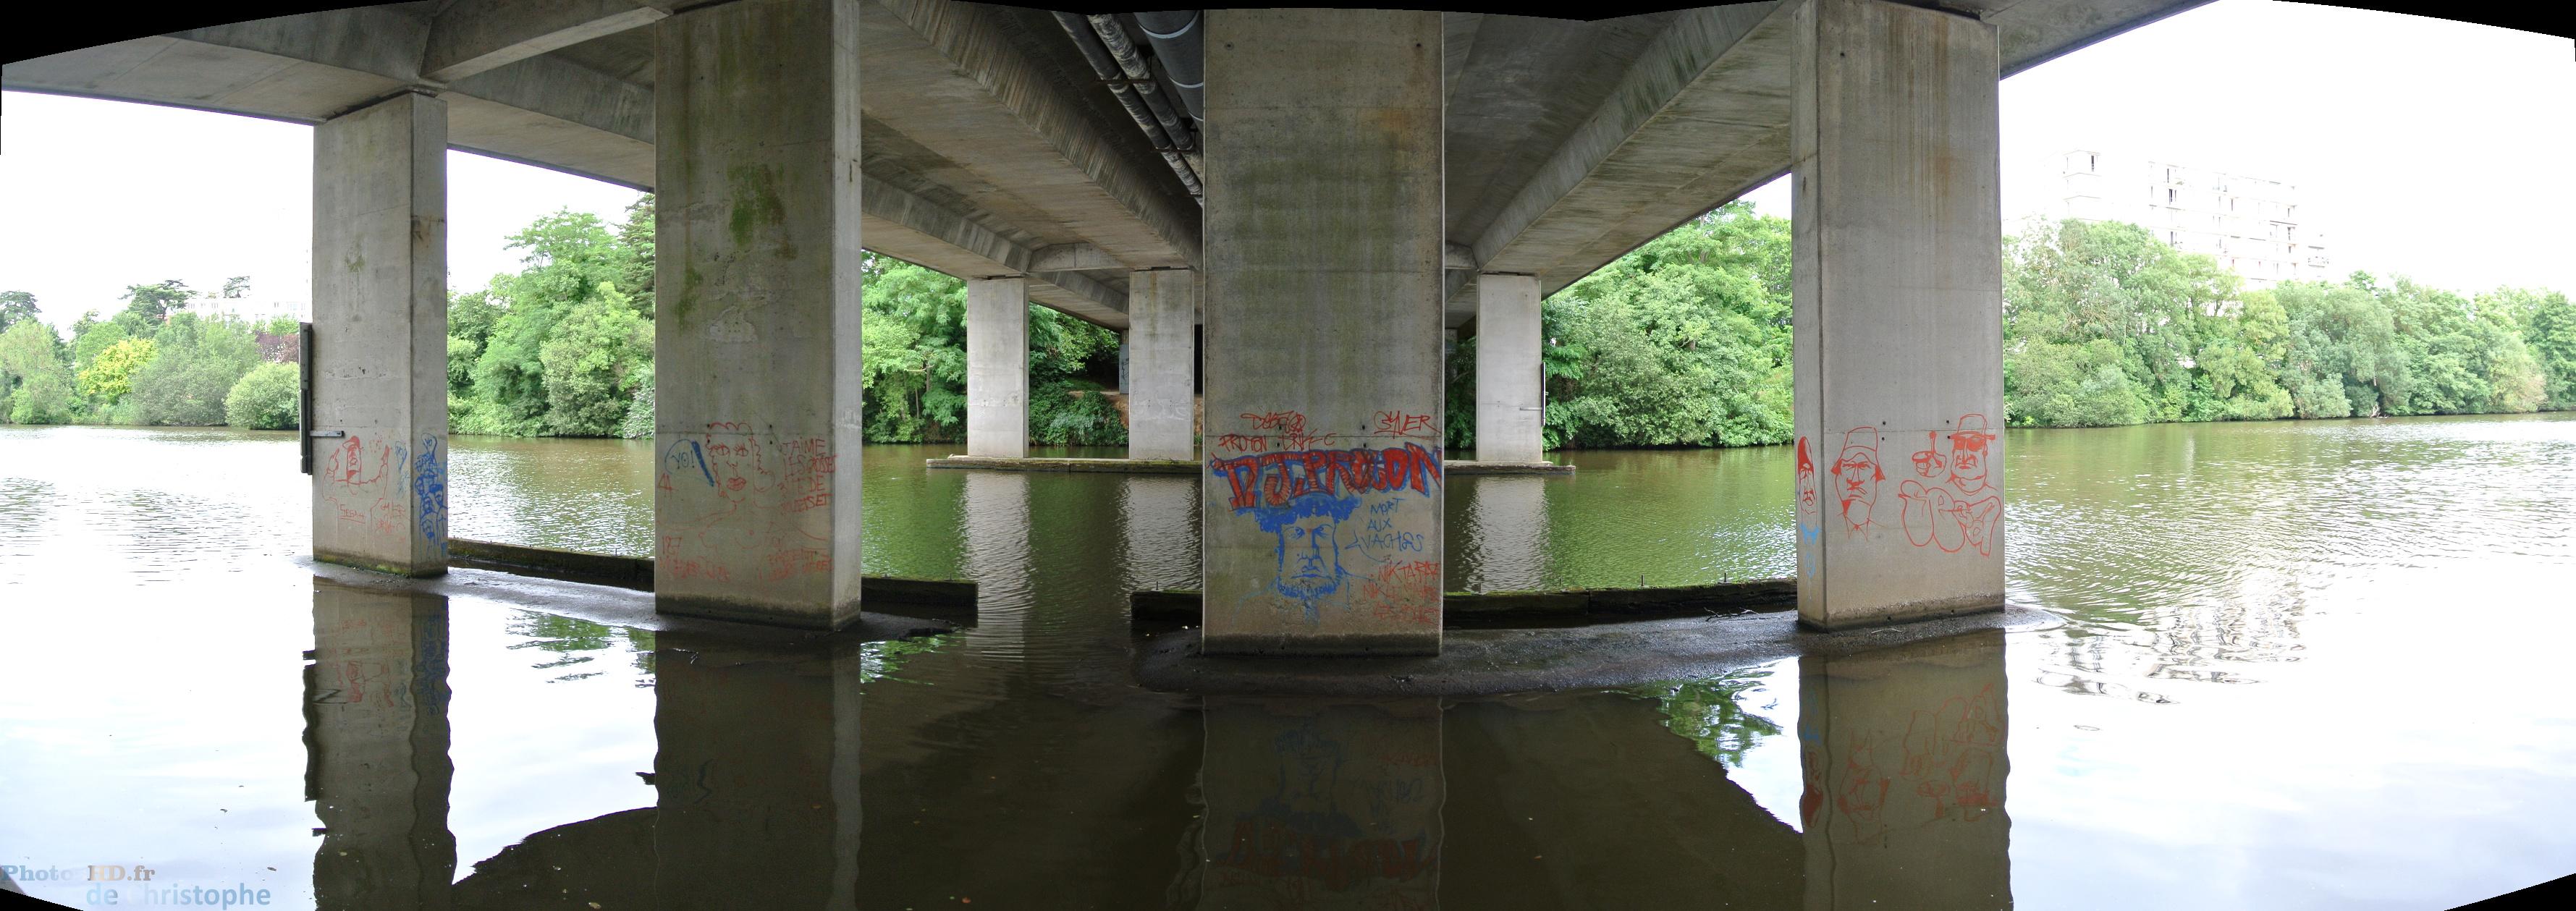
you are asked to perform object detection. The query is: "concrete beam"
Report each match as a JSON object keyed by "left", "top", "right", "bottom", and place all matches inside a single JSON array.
[
  {"left": 1029, "top": 242, "right": 1126, "bottom": 272},
  {"left": 1465, "top": 2, "right": 1791, "bottom": 284},
  {"left": 855, "top": 172, "right": 1130, "bottom": 323},
  {"left": 866, "top": 0, "right": 1202, "bottom": 269},
  {"left": 423, "top": 0, "right": 668, "bottom": 83},
  {"left": 1444, "top": 242, "right": 1475, "bottom": 271}
]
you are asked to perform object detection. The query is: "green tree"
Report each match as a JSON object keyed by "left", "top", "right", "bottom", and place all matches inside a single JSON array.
[
  {"left": 224, "top": 362, "right": 301, "bottom": 429},
  {"left": 615, "top": 194, "right": 656, "bottom": 317},
  {"left": 536, "top": 283, "right": 654, "bottom": 436},
  {"left": 78, "top": 337, "right": 157, "bottom": 407},
  {"left": 2519, "top": 289, "right": 2576, "bottom": 410},
  {"left": 120, "top": 279, "right": 195, "bottom": 323},
  {"left": 129, "top": 313, "right": 263, "bottom": 425},
  {"left": 0, "top": 290, "right": 38, "bottom": 334},
  {"left": 220, "top": 276, "right": 251, "bottom": 299},
  {"left": 0, "top": 318, "right": 78, "bottom": 424}
]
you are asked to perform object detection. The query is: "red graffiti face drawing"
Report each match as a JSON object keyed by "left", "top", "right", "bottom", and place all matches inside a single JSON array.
[
  {"left": 1948, "top": 415, "right": 1996, "bottom": 493},
  {"left": 1910, "top": 446, "right": 1946, "bottom": 478},
  {"left": 1794, "top": 437, "right": 1820, "bottom": 515},
  {"left": 1830, "top": 430, "right": 1883, "bottom": 529}
]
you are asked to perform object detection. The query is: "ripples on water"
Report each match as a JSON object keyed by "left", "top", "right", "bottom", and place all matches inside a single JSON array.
[{"left": 1, "top": 414, "right": 2573, "bottom": 909}]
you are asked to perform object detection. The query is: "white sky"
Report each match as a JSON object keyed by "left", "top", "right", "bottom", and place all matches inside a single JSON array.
[{"left": 3, "top": 0, "right": 2570, "bottom": 332}]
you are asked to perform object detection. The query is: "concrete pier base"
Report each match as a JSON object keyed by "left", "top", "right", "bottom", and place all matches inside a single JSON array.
[
  {"left": 966, "top": 276, "right": 1030, "bottom": 459},
  {"left": 1789, "top": 0, "right": 2005, "bottom": 630},
  {"left": 651, "top": 0, "right": 864, "bottom": 629},
  {"left": 1474, "top": 273, "right": 1545, "bottom": 463},
  {"left": 309, "top": 91, "right": 449, "bottom": 577},
  {"left": 1200, "top": 9, "right": 1447, "bottom": 656},
  {"left": 1126, "top": 268, "right": 1198, "bottom": 460}
]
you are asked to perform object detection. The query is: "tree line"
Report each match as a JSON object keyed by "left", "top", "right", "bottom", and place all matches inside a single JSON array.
[{"left": 9, "top": 198, "right": 2568, "bottom": 444}]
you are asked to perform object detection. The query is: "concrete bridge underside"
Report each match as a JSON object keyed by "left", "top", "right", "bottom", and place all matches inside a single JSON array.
[{"left": 9, "top": 0, "right": 2207, "bottom": 650}]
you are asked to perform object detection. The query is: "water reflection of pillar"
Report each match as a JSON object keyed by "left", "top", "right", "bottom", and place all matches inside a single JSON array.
[
  {"left": 1465, "top": 476, "right": 1548, "bottom": 593},
  {"left": 653, "top": 635, "right": 863, "bottom": 909},
  {"left": 960, "top": 471, "right": 1034, "bottom": 642},
  {"left": 1120, "top": 475, "right": 1201, "bottom": 596},
  {"left": 1798, "top": 630, "right": 2011, "bottom": 910},
  {"left": 304, "top": 578, "right": 454, "bottom": 910},
  {"left": 1191, "top": 699, "right": 1444, "bottom": 909}
]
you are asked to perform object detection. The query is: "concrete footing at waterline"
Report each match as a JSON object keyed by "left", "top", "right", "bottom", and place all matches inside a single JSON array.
[
  {"left": 1132, "top": 603, "right": 2060, "bottom": 698},
  {"left": 300, "top": 558, "right": 963, "bottom": 647},
  {"left": 925, "top": 455, "right": 1576, "bottom": 475},
  {"left": 437, "top": 538, "right": 977, "bottom": 624},
  {"left": 1131, "top": 578, "right": 1797, "bottom": 629}
]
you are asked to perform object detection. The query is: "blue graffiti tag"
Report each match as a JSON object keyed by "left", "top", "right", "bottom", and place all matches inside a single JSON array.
[{"left": 413, "top": 436, "right": 447, "bottom": 556}]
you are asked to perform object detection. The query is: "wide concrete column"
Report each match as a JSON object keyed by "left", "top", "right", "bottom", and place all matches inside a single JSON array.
[
  {"left": 310, "top": 91, "right": 449, "bottom": 577},
  {"left": 1201, "top": 9, "right": 1446, "bottom": 656},
  {"left": 1126, "top": 268, "right": 1199, "bottom": 459},
  {"left": 965, "top": 276, "right": 1029, "bottom": 458},
  {"left": 651, "top": 0, "right": 863, "bottom": 628},
  {"left": 1789, "top": 0, "right": 2003, "bottom": 630},
  {"left": 305, "top": 579, "right": 454, "bottom": 910},
  {"left": 1473, "top": 273, "right": 1544, "bottom": 463}
]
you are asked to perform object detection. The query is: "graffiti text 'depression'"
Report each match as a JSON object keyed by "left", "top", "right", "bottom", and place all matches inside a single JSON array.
[{"left": 1209, "top": 444, "right": 1444, "bottom": 510}]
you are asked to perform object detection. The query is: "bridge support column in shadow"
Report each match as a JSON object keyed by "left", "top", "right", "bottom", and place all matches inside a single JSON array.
[
  {"left": 1799, "top": 630, "right": 2011, "bottom": 907},
  {"left": 1473, "top": 273, "right": 1545, "bottom": 463},
  {"left": 1126, "top": 268, "right": 1199, "bottom": 460},
  {"left": 309, "top": 91, "right": 449, "bottom": 577},
  {"left": 1789, "top": 0, "right": 2005, "bottom": 629},
  {"left": 650, "top": 0, "right": 864, "bottom": 628},
  {"left": 654, "top": 635, "right": 863, "bottom": 910},
  {"left": 305, "top": 579, "right": 454, "bottom": 910},
  {"left": 1191, "top": 699, "right": 1444, "bottom": 904},
  {"left": 1200, "top": 10, "right": 1447, "bottom": 656},
  {"left": 966, "top": 276, "right": 1030, "bottom": 457}
]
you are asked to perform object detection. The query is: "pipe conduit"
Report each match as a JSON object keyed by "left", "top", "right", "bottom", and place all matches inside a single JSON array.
[
  {"left": 1085, "top": 14, "right": 1200, "bottom": 177},
  {"left": 1131, "top": 11, "right": 1204, "bottom": 133},
  {"left": 1051, "top": 11, "right": 1203, "bottom": 200}
]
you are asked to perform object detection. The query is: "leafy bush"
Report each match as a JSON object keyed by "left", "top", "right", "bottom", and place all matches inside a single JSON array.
[{"left": 224, "top": 363, "right": 301, "bottom": 429}]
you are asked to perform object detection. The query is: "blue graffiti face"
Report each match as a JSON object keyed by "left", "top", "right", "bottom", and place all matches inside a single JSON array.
[{"left": 1276, "top": 514, "right": 1344, "bottom": 599}]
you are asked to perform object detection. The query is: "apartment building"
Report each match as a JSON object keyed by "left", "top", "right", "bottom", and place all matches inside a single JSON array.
[{"left": 2058, "top": 149, "right": 2332, "bottom": 290}]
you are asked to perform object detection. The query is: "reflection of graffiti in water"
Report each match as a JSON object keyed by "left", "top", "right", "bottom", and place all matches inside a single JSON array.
[
  {"left": 1800, "top": 682, "right": 2005, "bottom": 843},
  {"left": 1208, "top": 721, "right": 1439, "bottom": 894}
]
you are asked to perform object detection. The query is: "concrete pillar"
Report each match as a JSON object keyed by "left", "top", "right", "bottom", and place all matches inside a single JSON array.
[
  {"left": 654, "top": 634, "right": 862, "bottom": 910},
  {"left": 1201, "top": 10, "right": 1446, "bottom": 656},
  {"left": 311, "top": 91, "right": 449, "bottom": 577},
  {"left": 1196, "top": 699, "right": 1443, "bottom": 904},
  {"left": 1474, "top": 273, "right": 1544, "bottom": 463},
  {"left": 966, "top": 276, "right": 1029, "bottom": 458},
  {"left": 1799, "top": 630, "right": 2010, "bottom": 908},
  {"left": 651, "top": 0, "right": 863, "bottom": 628},
  {"left": 305, "top": 579, "right": 453, "bottom": 910},
  {"left": 1127, "top": 268, "right": 1199, "bottom": 459},
  {"left": 1789, "top": 0, "right": 2004, "bottom": 630}
]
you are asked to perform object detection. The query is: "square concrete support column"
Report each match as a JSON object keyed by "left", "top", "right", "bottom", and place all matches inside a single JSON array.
[
  {"left": 311, "top": 91, "right": 449, "bottom": 577},
  {"left": 966, "top": 276, "right": 1029, "bottom": 458},
  {"left": 1127, "top": 268, "right": 1199, "bottom": 459},
  {"left": 1201, "top": 9, "right": 1446, "bottom": 656},
  {"left": 305, "top": 580, "right": 454, "bottom": 909},
  {"left": 1789, "top": 0, "right": 2004, "bottom": 630},
  {"left": 1799, "top": 630, "right": 2010, "bottom": 907},
  {"left": 1474, "top": 273, "right": 1544, "bottom": 463},
  {"left": 652, "top": 0, "right": 863, "bottom": 629}
]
